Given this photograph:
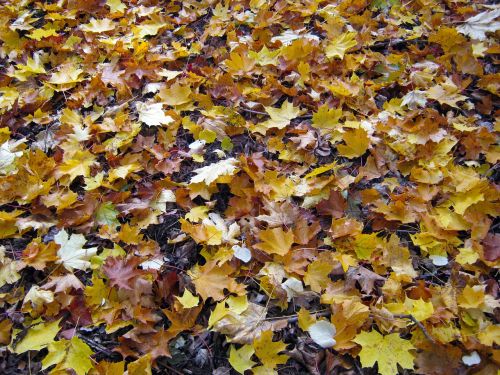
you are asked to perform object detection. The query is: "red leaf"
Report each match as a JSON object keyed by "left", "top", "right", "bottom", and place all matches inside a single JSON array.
[
  {"left": 103, "top": 256, "right": 145, "bottom": 290},
  {"left": 316, "top": 190, "right": 347, "bottom": 218}
]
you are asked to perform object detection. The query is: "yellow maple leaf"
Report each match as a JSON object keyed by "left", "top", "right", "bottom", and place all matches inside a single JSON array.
[
  {"left": 127, "top": 353, "right": 152, "bottom": 375},
  {"left": 80, "top": 18, "right": 116, "bottom": 33},
  {"left": 312, "top": 104, "right": 342, "bottom": 132},
  {"left": 353, "top": 330, "right": 415, "bottom": 375},
  {"left": 337, "top": 128, "right": 370, "bottom": 158},
  {"left": 224, "top": 51, "right": 255, "bottom": 74},
  {"left": 254, "top": 227, "right": 294, "bottom": 256},
  {"left": 28, "top": 28, "right": 58, "bottom": 41},
  {"left": 406, "top": 298, "right": 434, "bottom": 321},
  {"left": 159, "top": 83, "right": 192, "bottom": 106},
  {"left": 457, "top": 285, "right": 485, "bottom": 309},
  {"left": 42, "top": 336, "right": 94, "bottom": 375},
  {"left": 188, "top": 260, "right": 245, "bottom": 301},
  {"left": 253, "top": 330, "right": 288, "bottom": 371},
  {"left": 303, "top": 258, "right": 333, "bottom": 292},
  {"left": 107, "top": 0, "right": 126, "bottom": 13},
  {"left": 248, "top": 45, "right": 280, "bottom": 66},
  {"left": 325, "top": 32, "right": 358, "bottom": 59},
  {"left": 426, "top": 84, "right": 467, "bottom": 108},
  {"left": 175, "top": 289, "right": 200, "bottom": 309},
  {"left": 48, "top": 65, "right": 84, "bottom": 86},
  {"left": 12, "top": 319, "right": 61, "bottom": 353},
  {"left": 56, "top": 150, "right": 96, "bottom": 182},
  {"left": 229, "top": 345, "right": 256, "bottom": 374},
  {"left": 260, "top": 101, "right": 301, "bottom": 130}
]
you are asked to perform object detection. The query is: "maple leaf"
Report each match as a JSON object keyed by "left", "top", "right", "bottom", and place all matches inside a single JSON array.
[
  {"left": 224, "top": 51, "right": 255, "bottom": 74},
  {"left": 0, "top": 139, "right": 24, "bottom": 175},
  {"left": 354, "top": 330, "right": 415, "bottom": 375},
  {"left": 426, "top": 84, "right": 467, "bottom": 108},
  {"left": 337, "top": 128, "right": 370, "bottom": 158},
  {"left": 159, "top": 83, "right": 192, "bottom": 106},
  {"left": 249, "top": 45, "right": 280, "bottom": 66},
  {"left": 80, "top": 18, "right": 116, "bottom": 33},
  {"left": 253, "top": 330, "right": 289, "bottom": 371},
  {"left": 316, "top": 189, "right": 347, "bottom": 218},
  {"left": 303, "top": 257, "right": 333, "bottom": 292},
  {"left": 102, "top": 256, "right": 145, "bottom": 290},
  {"left": 263, "top": 101, "right": 301, "bottom": 129},
  {"left": 312, "top": 104, "right": 342, "bottom": 132},
  {"left": 401, "top": 90, "right": 427, "bottom": 109},
  {"left": 175, "top": 289, "right": 200, "bottom": 308},
  {"left": 325, "top": 32, "right": 358, "bottom": 59},
  {"left": 95, "top": 201, "right": 120, "bottom": 228},
  {"left": 56, "top": 150, "right": 97, "bottom": 182},
  {"left": 0, "top": 246, "right": 21, "bottom": 287},
  {"left": 54, "top": 229, "right": 98, "bottom": 271},
  {"left": 212, "top": 301, "right": 287, "bottom": 344},
  {"left": 28, "top": 28, "right": 58, "bottom": 40},
  {"left": 127, "top": 354, "right": 152, "bottom": 375},
  {"left": 345, "top": 266, "right": 385, "bottom": 294},
  {"left": 457, "top": 9, "right": 500, "bottom": 41},
  {"left": 254, "top": 227, "right": 294, "bottom": 256},
  {"left": 136, "top": 102, "right": 174, "bottom": 126},
  {"left": 12, "top": 319, "right": 61, "bottom": 353},
  {"left": 107, "top": 0, "right": 126, "bottom": 13},
  {"left": 42, "top": 274, "right": 83, "bottom": 293},
  {"left": 190, "top": 158, "right": 239, "bottom": 185},
  {"left": 188, "top": 260, "right": 245, "bottom": 301},
  {"left": 229, "top": 345, "right": 256, "bottom": 374},
  {"left": 42, "top": 336, "right": 93, "bottom": 375},
  {"left": 48, "top": 65, "right": 84, "bottom": 86}
]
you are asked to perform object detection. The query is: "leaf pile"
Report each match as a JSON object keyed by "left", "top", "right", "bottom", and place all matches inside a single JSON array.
[{"left": 0, "top": 0, "right": 499, "bottom": 374}]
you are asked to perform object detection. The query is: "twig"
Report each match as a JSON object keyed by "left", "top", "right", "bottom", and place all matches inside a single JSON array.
[
  {"left": 238, "top": 105, "right": 313, "bottom": 120},
  {"left": 78, "top": 334, "right": 116, "bottom": 357},
  {"left": 394, "top": 314, "right": 435, "bottom": 343},
  {"left": 365, "top": 38, "right": 424, "bottom": 51},
  {"left": 238, "top": 106, "right": 267, "bottom": 116},
  {"left": 266, "top": 309, "right": 330, "bottom": 323}
]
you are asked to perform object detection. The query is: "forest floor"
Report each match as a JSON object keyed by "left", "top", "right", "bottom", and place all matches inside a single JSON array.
[{"left": 0, "top": 1, "right": 499, "bottom": 375}]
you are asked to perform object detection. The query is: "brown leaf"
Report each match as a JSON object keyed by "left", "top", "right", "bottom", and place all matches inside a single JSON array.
[
  {"left": 316, "top": 190, "right": 347, "bottom": 218},
  {"left": 345, "top": 266, "right": 385, "bottom": 294},
  {"left": 102, "top": 256, "right": 145, "bottom": 290}
]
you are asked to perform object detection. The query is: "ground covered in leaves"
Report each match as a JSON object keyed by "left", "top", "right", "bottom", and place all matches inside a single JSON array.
[{"left": 0, "top": 0, "right": 499, "bottom": 374}]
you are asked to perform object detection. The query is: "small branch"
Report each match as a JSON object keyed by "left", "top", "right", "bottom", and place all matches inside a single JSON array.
[
  {"left": 365, "top": 38, "right": 424, "bottom": 51},
  {"left": 394, "top": 314, "right": 435, "bottom": 343},
  {"left": 238, "top": 106, "right": 267, "bottom": 116},
  {"left": 238, "top": 105, "right": 313, "bottom": 120},
  {"left": 266, "top": 310, "right": 330, "bottom": 323},
  {"left": 78, "top": 335, "right": 116, "bottom": 357}
]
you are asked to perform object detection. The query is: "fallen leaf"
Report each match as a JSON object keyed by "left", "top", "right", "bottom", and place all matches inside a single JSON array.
[
  {"left": 54, "top": 229, "right": 98, "bottom": 271},
  {"left": 354, "top": 330, "right": 415, "bottom": 375}
]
